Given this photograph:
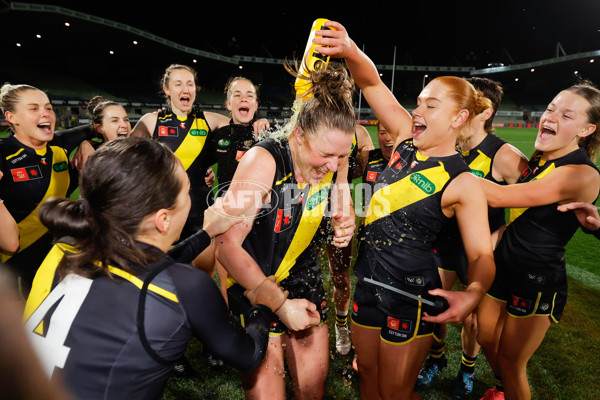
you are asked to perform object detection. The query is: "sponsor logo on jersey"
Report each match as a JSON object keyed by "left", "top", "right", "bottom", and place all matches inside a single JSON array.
[
  {"left": 366, "top": 171, "right": 378, "bottom": 182},
  {"left": 235, "top": 150, "right": 246, "bottom": 161},
  {"left": 511, "top": 295, "right": 531, "bottom": 313},
  {"left": 352, "top": 301, "right": 358, "bottom": 313},
  {"left": 470, "top": 169, "right": 485, "bottom": 178},
  {"left": 388, "top": 151, "right": 401, "bottom": 167},
  {"left": 305, "top": 187, "right": 329, "bottom": 211},
  {"left": 405, "top": 276, "right": 424, "bottom": 286},
  {"left": 387, "top": 317, "right": 411, "bottom": 332},
  {"left": 274, "top": 208, "right": 292, "bottom": 233},
  {"left": 410, "top": 173, "right": 436, "bottom": 194},
  {"left": 527, "top": 273, "right": 546, "bottom": 285},
  {"left": 218, "top": 139, "right": 231, "bottom": 148},
  {"left": 189, "top": 129, "right": 207, "bottom": 137},
  {"left": 11, "top": 166, "right": 43, "bottom": 182},
  {"left": 52, "top": 161, "right": 68, "bottom": 172},
  {"left": 158, "top": 126, "right": 178, "bottom": 137}
]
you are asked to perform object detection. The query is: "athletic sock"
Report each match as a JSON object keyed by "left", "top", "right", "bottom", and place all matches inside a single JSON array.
[
  {"left": 429, "top": 340, "right": 446, "bottom": 362},
  {"left": 459, "top": 352, "right": 477, "bottom": 374},
  {"left": 335, "top": 310, "right": 348, "bottom": 327},
  {"left": 494, "top": 373, "right": 504, "bottom": 392}
]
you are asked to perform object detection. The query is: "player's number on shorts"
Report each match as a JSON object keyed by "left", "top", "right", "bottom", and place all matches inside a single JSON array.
[{"left": 25, "top": 274, "right": 93, "bottom": 377}]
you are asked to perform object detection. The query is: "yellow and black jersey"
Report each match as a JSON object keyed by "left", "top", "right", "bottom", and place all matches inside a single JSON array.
[
  {"left": 354, "top": 139, "right": 470, "bottom": 285},
  {"left": 496, "top": 148, "right": 600, "bottom": 278},
  {"left": 433, "top": 134, "right": 511, "bottom": 282},
  {"left": 461, "top": 134, "right": 510, "bottom": 231},
  {"left": 153, "top": 107, "right": 215, "bottom": 237},
  {"left": 25, "top": 241, "right": 270, "bottom": 400},
  {"left": 360, "top": 148, "right": 388, "bottom": 210},
  {"left": 212, "top": 119, "right": 258, "bottom": 196},
  {"left": 229, "top": 138, "right": 333, "bottom": 291},
  {"left": 347, "top": 130, "right": 359, "bottom": 181},
  {"left": 0, "top": 130, "right": 91, "bottom": 284}
]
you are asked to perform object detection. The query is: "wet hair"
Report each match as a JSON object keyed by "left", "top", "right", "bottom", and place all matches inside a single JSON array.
[
  {"left": 224, "top": 76, "right": 259, "bottom": 104},
  {"left": 564, "top": 80, "right": 600, "bottom": 161},
  {"left": 285, "top": 61, "right": 356, "bottom": 137},
  {"left": 87, "top": 95, "right": 123, "bottom": 129},
  {"left": 0, "top": 83, "right": 46, "bottom": 132},
  {"left": 433, "top": 76, "right": 492, "bottom": 144},
  {"left": 466, "top": 77, "right": 504, "bottom": 134},
  {"left": 160, "top": 64, "right": 200, "bottom": 106},
  {"left": 39, "top": 137, "right": 183, "bottom": 278}
]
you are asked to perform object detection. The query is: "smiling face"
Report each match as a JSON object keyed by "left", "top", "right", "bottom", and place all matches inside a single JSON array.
[
  {"left": 96, "top": 104, "right": 131, "bottom": 142},
  {"left": 293, "top": 126, "right": 354, "bottom": 185},
  {"left": 377, "top": 124, "right": 394, "bottom": 161},
  {"left": 411, "top": 80, "right": 465, "bottom": 156},
  {"left": 226, "top": 79, "right": 258, "bottom": 125},
  {"left": 163, "top": 68, "right": 196, "bottom": 114},
  {"left": 5, "top": 88, "right": 56, "bottom": 149},
  {"left": 536, "top": 90, "right": 596, "bottom": 160}
]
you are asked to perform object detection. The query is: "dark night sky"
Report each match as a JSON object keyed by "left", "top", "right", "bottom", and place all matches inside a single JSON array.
[{"left": 1, "top": 0, "right": 600, "bottom": 108}]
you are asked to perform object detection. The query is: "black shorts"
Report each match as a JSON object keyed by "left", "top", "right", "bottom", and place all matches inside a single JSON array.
[
  {"left": 351, "top": 278, "right": 442, "bottom": 344},
  {"left": 227, "top": 263, "right": 328, "bottom": 335},
  {"left": 487, "top": 261, "right": 568, "bottom": 322},
  {"left": 433, "top": 240, "right": 468, "bottom": 286}
]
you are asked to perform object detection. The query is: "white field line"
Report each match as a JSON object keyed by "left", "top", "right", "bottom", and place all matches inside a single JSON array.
[{"left": 567, "top": 263, "right": 600, "bottom": 291}]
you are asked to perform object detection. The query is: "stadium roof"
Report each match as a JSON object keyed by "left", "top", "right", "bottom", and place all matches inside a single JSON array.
[{"left": 1, "top": 1, "right": 599, "bottom": 108}]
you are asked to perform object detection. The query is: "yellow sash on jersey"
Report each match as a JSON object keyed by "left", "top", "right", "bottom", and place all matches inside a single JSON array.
[
  {"left": 169, "top": 114, "right": 210, "bottom": 171},
  {"left": 365, "top": 162, "right": 450, "bottom": 226},
  {"left": 1, "top": 146, "right": 70, "bottom": 263},
  {"left": 465, "top": 150, "right": 492, "bottom": 178},
  {"left": 226, "top": 171, "right": 334, "bottom": 288},
  {"left": 25, "top": 242, "right": 179, "bottom": 324},
  {"left": 274, "top": 172, "right": 333, "bottom": 282},
  {"left": 507, "top": 162, "right": 556, "bottom": 225}
]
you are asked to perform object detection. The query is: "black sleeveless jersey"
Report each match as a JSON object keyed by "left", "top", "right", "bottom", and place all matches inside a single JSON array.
[
  {"left": 354, "top": 139, "right": 470, "bottom": 284},
  {"left": 227, "top": 138, "right": 333, "bottom": 291},
  {"left": 347, "top": 131, "right": 359, "bottom": 181},
  {"left": 212, "top": 120, "right": 258, "bottom": 195},
  {"left": 360, "top": 148, "right": 388, "bottom": 211},
  {"left": 461, "top": 134, "right": 510, "bottom": 231},
  {"left": 433, "top": 134, "right": 512, "bottom": 276},
  {"left": 0, "top": 129, "right": 93, "bottom": 284},
  {"left": 153, "top": 108, "right": 215, "bottom": 236},
  {"left": 25, "top": 242, "right": 270, "bottom": 400},
  {"left": 495, "top": 148, "right": 600, "bottom": 277}
]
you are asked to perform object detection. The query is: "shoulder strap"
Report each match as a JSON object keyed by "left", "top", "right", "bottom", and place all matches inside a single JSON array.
[{"left": 136, "top": 257, "right": 177, "bottom": 365}]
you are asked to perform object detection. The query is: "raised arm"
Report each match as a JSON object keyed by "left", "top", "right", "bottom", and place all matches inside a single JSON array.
[{"left": 315, "top": 20, "right": 413, "bottom": 145}]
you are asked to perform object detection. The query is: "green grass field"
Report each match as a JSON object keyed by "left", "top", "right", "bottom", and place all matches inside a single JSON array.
[{"left": 162, "top": 126, "right": 600, "bottom": 400}]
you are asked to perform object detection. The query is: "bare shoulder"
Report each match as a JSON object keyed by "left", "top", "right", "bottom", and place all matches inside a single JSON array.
[
  {"left": 204, "top": 111, "right": 230, "bottom": 131},
  {"left": 131, "top": 111, "right": 158, "bottom": 138}
]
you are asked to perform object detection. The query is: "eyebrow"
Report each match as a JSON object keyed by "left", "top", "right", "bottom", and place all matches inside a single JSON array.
[{"left": 417, "top": 96, "right": 441, "bottom": 103}]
